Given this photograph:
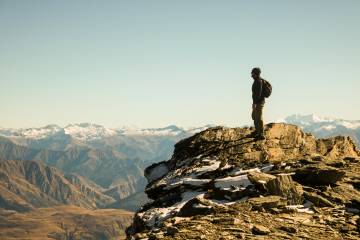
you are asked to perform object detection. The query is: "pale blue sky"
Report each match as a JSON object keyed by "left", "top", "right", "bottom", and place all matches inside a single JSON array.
[{"left": 1, "top": 1, "right": 359, "bottom": 128}]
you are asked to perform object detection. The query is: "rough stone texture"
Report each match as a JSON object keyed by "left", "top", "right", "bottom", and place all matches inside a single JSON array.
[
  {"left": 126, "top": 123, "right": 360, "bottom": 239},
  {"left": 248, "top": 195, "right": 287, "bottom": 210},
  {"left": 165, "top": 226, "right": 179, "bottom": 236},
  {"left": 178, "top": 197, "right": 215, "bottom": 217},
  {"left": 265, "top": 175, "right": 304, "bottom": 205},
  {"left": 248, "top": 171, "right": 276, "bottom": 192},
  {"left": 303, "top": 191, "right": 335, "bottom": 207},
  {"left": 248, "top": 171, "right": 276, "bottom": 185},
  {"left": 252, "top": 224, "right": 271, "bottom": 235},
  {"left": 294, "top": 164, "right": 346, "bottom": 185}
]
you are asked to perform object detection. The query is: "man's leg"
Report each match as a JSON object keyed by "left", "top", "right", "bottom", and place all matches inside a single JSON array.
[
  {"left": 251, "top": 106, "right": 259, "bottom": 136},
  {"left": 254, "top": 104, "right": 265, "bottom": 137},
  {"left": 251, "top": 106, "right": 257, "bottom": 130},
  {"left": 258, "top": 104, "right": 264, "bottom": 136}
]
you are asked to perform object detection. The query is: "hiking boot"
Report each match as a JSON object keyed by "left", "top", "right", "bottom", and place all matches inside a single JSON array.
[
  {"left": 247, "top": 131, "right": 258, "bottom": 138},
  {"left": 255, "top": 135, "right": 266, "bottom": 141}
]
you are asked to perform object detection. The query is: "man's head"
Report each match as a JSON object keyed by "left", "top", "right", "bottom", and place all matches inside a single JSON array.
[{"left": 251, "top": 67, "right": 261, "bottom": 80}]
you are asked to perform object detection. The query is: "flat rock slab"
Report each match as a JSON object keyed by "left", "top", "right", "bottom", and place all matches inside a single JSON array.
[
  {"left": 248, "top": 171, "right": 276, "bottom": 187},
  {"left": 294, "top": 165, "right": 345, "bottom": 185},
  {"left": 247, "top": 195, "right": 287, "bottom": 210},
  {"left": 252, "top": 224, "right": 271, "bottom": 235},
  {"left": 303, "top": 191, "right": 335, "bottom": 207}
]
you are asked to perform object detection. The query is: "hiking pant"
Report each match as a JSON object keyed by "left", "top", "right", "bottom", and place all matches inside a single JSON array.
[{"left": 252, "top": 103, "right": 264, "bottom": 136}]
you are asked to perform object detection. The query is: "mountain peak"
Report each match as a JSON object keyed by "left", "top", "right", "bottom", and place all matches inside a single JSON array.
[
  {"left": 63, "top": 123, "right": 117, "bottom": 141},
  {"left": 275, "top": 115, "right": 360, "bottom": 150},
  {"left": 65, "top": 122, "right": 103, "bottom": 128},
  {"left": 127, "top": 123, "right": 360, "bottom": 239}
]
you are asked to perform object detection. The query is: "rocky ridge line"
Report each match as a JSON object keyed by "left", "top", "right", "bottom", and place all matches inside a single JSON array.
[{"left": 127, "top": 123, "right": 360, "bottom": 239}]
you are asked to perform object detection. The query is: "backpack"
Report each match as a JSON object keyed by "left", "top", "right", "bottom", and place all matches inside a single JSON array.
[{"left": 262, "top": 79, "right": 272, "bottom": 98}]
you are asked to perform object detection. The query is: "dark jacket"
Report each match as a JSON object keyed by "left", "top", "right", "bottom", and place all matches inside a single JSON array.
[{"left": 252, "top": 78, "right": 265, "bottom": 104}]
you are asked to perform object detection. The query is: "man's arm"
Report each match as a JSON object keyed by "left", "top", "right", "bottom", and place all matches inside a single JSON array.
[{"left": 253, "top": 80, "right": 263, "bottom": 104}]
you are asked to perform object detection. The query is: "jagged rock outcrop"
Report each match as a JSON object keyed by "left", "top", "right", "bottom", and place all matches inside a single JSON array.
[{"left": 127, "top": 123, "right": 360, "bottom": 239}]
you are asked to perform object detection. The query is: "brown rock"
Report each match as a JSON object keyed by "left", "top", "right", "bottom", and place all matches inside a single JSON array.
[
  {"left": 248, "top": 195, "right": 286, "bottom": 210},
  {"left": 247, "top": 171, "right": 276, "bottom": 191},
  {"left": 127, "top": 124, "right": 360, "bottom": 238},
  {"left": 252, "top": 224, "right": 270, "bottom": 235},
  {"left": 294, "top": 164, "right": 345, "bottom": 185},
  {"left": 279, "top": 225, "right": 298, "bottom": 234},
  {"left": 303, "top": 191, "right": 335, "bottom": 207},
  {"left": 134, "top": 233, "right": 148, "bottom": 239},
  {"left": 265, "top": 174, "right": 304, "bottom": 205}
]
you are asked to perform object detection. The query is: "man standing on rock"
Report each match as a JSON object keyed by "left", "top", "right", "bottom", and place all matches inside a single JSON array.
[{"left": 251, "top": 67, "right": 266, "bottom": 140}]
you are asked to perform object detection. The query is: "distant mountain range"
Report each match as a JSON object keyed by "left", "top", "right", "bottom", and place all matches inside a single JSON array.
[
  {"left": 0, "top": 124, "right": 211, "bottom": 211},
  {"left": 279, "top": 114, "right": 360, "bottom": 146},
  {"left": 0, "top": 123, "right": 209, "bottom": 143}
]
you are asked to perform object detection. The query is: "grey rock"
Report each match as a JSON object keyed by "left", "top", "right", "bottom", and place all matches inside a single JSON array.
[
  {"left": 178, "top": 197, "right": 215, "bottom": 217},
  {"left": 165, "top": 226, "right": 179, "bottom": 236}
]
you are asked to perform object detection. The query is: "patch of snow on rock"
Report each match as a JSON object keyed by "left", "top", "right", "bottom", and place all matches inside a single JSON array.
[
  {"left": 215, "top": 175, "right": 252, "bottom": 189},
  {"left": 230, "top": 167, "right": 261, "bottom": 176},
  {"left": 167, "top": 178, "right": 212, "bottom": 189},
  {"left": 193, "top": 159, "right": 221, "bottom": 174},
  {"left": 138, "top": 191, "right": 206, "bottom": 228}
]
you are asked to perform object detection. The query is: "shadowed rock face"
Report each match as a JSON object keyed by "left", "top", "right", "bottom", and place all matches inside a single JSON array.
[{"left": 127, "top": 123, "right": 360, "bottom": 239}]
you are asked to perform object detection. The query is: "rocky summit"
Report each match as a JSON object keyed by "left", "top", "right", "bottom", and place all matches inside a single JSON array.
[{"left": 126, "top": 123, "right": 360, "bottom": 240}]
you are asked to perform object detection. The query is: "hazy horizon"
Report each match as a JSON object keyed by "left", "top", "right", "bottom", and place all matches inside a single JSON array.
[
  {"left": 0, "top": 113, "right": 359, "bottom": 130},
  {"left": 1, "top": 1, "right": 359, "bottom": 128}
]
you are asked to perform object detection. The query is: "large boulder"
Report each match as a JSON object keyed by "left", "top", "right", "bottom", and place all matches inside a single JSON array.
[
  {"left": 265, "top": 174, "right": 304, "bottom": 205},
  {"left": 294, "top": 164, "right": 345, "bottom": 185}
]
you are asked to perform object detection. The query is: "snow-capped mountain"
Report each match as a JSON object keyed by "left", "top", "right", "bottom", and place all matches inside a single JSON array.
[
  {"left": 278, "top": 114, "right": 360, "bottom": 146},
  {"left": 279, "top": 114, "right": 360, "bottom": 129},
  {"left": 0, "top": 123, "right": 212, "bottom": 141},
  {"left": 64, "top": 123, "right": 118, "bottom": 141},
  {"left": 119, "top": 125, "right": 186, "bottom": 136},
  {"left": 120, "top": 125, "right": 214, "bottom": 136},
  {"left": 0, "top": 124, "right": 63, "bottom": 139}
]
